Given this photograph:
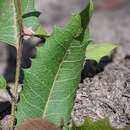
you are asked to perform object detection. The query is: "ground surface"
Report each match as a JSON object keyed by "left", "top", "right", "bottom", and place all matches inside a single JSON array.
[{"left": 72, "top": 43, "right": 130, "bottom": 128}]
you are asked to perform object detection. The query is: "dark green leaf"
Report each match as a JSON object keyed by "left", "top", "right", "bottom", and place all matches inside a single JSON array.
[{"left": 22, "top": 11, "right": 41, "bottom": 18}]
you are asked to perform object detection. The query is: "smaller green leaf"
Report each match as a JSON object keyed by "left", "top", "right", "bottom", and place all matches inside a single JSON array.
[
  {"left": 0, "top": 76, "right": 7, "bottom": 89},
  {"left": 36, "top": 25, "right": 47, "bottom": 35},
  {"left": 71, "top": 118, "right": 130, "bottom": 130},
  {"left": 86, "top": 43, "right": 117, "bottom": 62}
]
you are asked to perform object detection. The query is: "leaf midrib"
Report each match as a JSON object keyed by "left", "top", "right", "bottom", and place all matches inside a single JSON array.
[{"left": 42, "top": 43, "right": 72, "bottom": 117}]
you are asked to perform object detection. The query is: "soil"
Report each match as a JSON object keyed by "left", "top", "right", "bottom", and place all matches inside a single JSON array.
[{"left": 72, "top": 43, "right": 130, "bottom": 128}]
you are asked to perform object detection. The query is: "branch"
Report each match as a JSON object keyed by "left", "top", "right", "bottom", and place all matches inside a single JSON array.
[{"left": 9, "top": 0, "right": 23, "bottom": 129}]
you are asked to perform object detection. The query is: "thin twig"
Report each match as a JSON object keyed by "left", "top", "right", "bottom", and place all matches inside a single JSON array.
[
  {"left": 122, "top": 93, "right": 130, "bottom": 98},
  {"left": 9, "top": 0, "right": 23, "bottom": 130}
]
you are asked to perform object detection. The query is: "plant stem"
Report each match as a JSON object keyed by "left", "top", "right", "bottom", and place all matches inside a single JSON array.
[{"left": 9, "top": 0, "right": 23, "bottom": 129}]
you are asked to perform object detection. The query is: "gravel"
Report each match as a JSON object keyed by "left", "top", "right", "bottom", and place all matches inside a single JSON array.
[{"left": 72, "top": 43, "right": 130, "bottom": 128}]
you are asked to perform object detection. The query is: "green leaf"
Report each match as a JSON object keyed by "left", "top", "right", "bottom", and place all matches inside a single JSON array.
[
  {"left": 0, "top": 0, "right": 39, "bottom": 46},
  {"left": 35, "top": 25, "right": 49, "bottom": 39},
  {"left": 16, "top": 0, "right": 93, "bottom": 128},
  {"left": 35, "top": 25, "right": 47, "bottom": 36},
  {"left": 16, "top": 15, "right": 83, "bottom": 127},
  {"left": 71, "top": 118, "right": 129, "bottom": 130},
  {"left": 0, "top": 76, "right": 7, "bottom": 89},
  {"left": 86, "top": 43, "right": 117, "bottom": 62}
]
